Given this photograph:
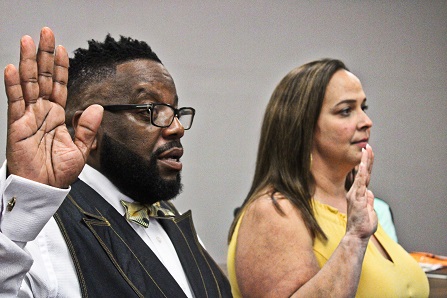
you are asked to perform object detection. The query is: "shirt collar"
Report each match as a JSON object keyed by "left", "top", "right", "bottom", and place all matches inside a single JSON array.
[{"left": 78, "top": 164, "right": 134, "bottom": 216}]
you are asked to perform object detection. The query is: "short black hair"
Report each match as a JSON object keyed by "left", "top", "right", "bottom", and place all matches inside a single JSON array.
[
  {"left": 68, "top": 34, "right": 161, "bottom": 94},
  {"left": 66, "top": 34, "right": 162, "bottom": 132}
]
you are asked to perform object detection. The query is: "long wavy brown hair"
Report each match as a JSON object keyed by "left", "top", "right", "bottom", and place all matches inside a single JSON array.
[{"left": 229, "top": 58, "right": 351, "bottom": 242}]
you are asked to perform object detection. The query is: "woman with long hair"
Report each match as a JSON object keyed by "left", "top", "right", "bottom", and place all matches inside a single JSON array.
[{"left": 227, "top": 59, "right": 428, "bottom": 297}]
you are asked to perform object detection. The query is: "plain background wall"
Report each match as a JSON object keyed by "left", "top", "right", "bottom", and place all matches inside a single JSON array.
[{"left": 1, "top": 1, "right": 446, "bottom": 265}]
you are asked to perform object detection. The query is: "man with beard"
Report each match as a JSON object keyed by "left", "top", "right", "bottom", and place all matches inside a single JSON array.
[{"left": 0, "top": 27, "right": 231, "bottom": 297}]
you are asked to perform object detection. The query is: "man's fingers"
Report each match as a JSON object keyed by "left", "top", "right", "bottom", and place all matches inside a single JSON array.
[
  {"left": 5, "top": 65, "right": 26, "bottom": 124},
  {"left": 73, "top": 105, "right": 104, "bottom": 161},
  {"left": 19, "top": 35, "right": 39, "bottom": 105},
  {"left": 37, "top": 27, "right": 56, "bottom": 100},
  {"left": 51, "top": 45, "right": 69, "bottom": 108}
]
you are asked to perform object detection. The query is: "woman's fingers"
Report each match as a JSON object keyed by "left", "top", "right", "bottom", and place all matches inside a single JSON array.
[
  {"left": 366, "top": 189, "right": 375, "bottom": 209},
  {"left": 365, "top": 144, "right": 374, "bottom": 186},
  {"left": 346, "top": 149, "right": 378, "bottom": 238},
  {"left": 355, "top": 159, "right": 367, "bottom": 200}
]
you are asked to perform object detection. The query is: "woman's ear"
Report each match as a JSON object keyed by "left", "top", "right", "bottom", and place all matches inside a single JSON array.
[{"left": 72, "top": 110, "right": 98, "bottom": 150}]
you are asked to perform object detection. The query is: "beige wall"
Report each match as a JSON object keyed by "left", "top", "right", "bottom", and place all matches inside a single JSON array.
[{"left": 1, "top": 1, "right": 446, "bottom": 264}]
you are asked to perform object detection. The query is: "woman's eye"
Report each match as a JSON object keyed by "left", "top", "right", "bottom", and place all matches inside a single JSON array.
[
  {"left": 340, "top": 107, "right": 351, "bottom": 116},
  {"left": 362, "top": 105, "right": 369, "bottom": 112}
]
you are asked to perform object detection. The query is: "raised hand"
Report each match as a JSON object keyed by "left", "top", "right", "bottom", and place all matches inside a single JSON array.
[
  {"left": 4, "top": 27, "right": 103, "bottom": 188},
  {"left": 345, "top": 145, "right": 378, "bottom": 240}
]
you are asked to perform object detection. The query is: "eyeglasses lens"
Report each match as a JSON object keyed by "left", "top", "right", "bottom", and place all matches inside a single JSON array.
[{"left": 152, "top": 105, "right": 194, "bottom": 129}]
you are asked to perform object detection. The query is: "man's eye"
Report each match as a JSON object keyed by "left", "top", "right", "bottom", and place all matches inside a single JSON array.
[
  {"left": 152, "top": 109, "right": 159, "bottom": 120},
  {"left": 362, "top": 105, "right": 369, "bottom": 112},
  {"left": 137, "top": 109, "right": 151, "bottom": 120}
]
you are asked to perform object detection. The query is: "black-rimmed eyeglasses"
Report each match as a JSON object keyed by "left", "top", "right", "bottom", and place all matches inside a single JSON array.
[{"left": 102, "top": 103, "right": 195, "bottom": 130}]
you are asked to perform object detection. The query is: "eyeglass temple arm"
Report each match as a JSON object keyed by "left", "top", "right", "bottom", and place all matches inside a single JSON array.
[{"left": 102, "top": 104, "right": 151, "bottom": 111}]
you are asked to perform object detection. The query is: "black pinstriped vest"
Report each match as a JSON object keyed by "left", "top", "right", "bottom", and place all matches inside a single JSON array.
[{"left": 54, "top": 179, "right": 231, "bottom": 298}]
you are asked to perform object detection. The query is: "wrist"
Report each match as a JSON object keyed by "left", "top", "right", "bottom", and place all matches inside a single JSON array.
[{"left": 342, "top": 232, "right": 370, "bottom": 252}]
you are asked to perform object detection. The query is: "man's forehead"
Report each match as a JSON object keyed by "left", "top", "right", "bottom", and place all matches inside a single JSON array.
[
  {"left": 116, "top": 59, "right": 167, "bottom": 75},
  {"left": 113, "top": 60, "right": 178, "bottom": 105},
  {"left": 115, "top": 60, "right": 173, "bottom": 85}
]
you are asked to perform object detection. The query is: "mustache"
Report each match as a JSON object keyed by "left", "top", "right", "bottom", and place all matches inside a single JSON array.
[
  {"left": 153, "top": 140, "right": 183, "bottom": 157},
  {"left": 102, "top": 133, "right": 182, "bottom": 159}
]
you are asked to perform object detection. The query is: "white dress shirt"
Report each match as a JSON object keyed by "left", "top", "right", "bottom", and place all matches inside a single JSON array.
[{"left": 0, "top": 161, "right": 194, "bottom": 298}]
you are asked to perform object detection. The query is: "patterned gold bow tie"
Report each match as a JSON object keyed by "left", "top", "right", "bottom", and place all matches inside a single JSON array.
[{"left": 120, "top": 200, "right": 175, "bottom": 228}]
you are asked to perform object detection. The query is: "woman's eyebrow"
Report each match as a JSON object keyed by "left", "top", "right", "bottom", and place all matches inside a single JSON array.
[{"left": 334, "top": 98, "right": 367, "bottom": 107}]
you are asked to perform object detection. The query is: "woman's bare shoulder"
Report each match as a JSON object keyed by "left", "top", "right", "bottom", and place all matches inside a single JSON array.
[
  {"left": 236, "top": 192, "right": 319, "bottom": 297},
  {"left": 245, "top": 191, "right": 304, "bottom": 222}
]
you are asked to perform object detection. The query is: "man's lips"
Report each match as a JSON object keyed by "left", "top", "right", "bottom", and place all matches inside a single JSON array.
[{"left": 157, "top": 147, "right": 183, "bottom": 171}]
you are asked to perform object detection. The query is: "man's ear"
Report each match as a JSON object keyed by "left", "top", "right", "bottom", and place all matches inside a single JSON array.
[{"left": 72, "top": 110, "right": 98, "bottom": 150}]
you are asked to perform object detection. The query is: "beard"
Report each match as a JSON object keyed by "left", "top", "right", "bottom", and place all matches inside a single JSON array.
[{"left": 100, "top": 133, "right": 183, "bottom": 204}]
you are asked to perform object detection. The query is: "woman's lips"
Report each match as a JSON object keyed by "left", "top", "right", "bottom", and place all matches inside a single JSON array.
[{"left": 352, "top": 139, "right": 369, "bottom": 148}]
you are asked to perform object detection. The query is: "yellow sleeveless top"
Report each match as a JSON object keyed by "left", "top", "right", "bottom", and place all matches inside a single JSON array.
[{"left": 227, "top": 200, "right": 429, "bottom": 297}]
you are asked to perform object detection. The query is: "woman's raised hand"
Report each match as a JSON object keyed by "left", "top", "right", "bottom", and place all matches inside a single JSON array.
[{"left": 346, "top": 145, "right": 378, "bottom": 241}]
